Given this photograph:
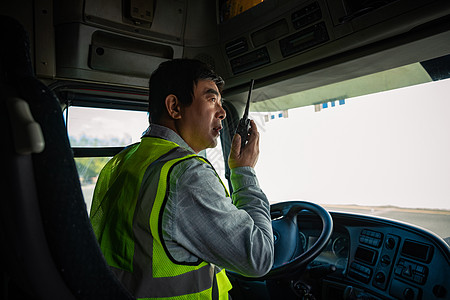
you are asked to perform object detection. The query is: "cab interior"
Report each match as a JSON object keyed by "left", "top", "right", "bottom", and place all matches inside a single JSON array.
[{"left": 1, "top": 0, "right": 450, "bottom": 299}]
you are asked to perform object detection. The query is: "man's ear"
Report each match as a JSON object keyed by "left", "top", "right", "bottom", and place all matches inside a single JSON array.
[{"left": 165, "top": 94, "right": 182, "bottom": 120}]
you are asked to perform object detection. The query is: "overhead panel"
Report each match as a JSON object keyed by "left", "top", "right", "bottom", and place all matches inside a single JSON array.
[
  {"left": 89, "top": 31, "right": 173, "bottom": 78},
  {"left": 218, "top": 0, "right": 450, "bottom": 95},
  {"left": 53, "top": 0, "right": 185, "bottom": 88}
]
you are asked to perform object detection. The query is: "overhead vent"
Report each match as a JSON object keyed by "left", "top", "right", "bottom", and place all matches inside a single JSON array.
[
  {"left": 225, "top": 37, "right": 248, "bottom": 58},
  {"left": 251, "top": 19, "right": 289, "bottom": 48},
  {"left": 339, "top": 0, "right": 399, "bottom": 23},
  {"left": 279, "top": 22, "right": 329, "bottom": 58},
  {"left": 291, "top": 1, "right": 322, "bottom": 30},
  {"left": 230, "top": 47, "right": 270, "bottom": 75}
]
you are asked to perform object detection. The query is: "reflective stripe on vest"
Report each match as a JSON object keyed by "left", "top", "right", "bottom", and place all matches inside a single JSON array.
[{"left": 91, "top": 137, "right": 232, "bottom": 299}]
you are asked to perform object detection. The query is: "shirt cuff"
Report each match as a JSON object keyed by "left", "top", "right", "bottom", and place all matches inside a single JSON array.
[{"left": 230, "top": 166, "right": 259, "bottom": 191}]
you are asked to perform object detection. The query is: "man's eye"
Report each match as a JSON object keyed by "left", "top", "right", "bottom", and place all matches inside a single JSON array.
[{"left": 211, "top": 97, "right": 217, "bottom": 102}]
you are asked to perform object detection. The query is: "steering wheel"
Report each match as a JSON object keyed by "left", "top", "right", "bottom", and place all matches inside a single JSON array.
[
  {"left": 230, "top": 201, "right": 333, "bottom": 281},
  {"left": 265, "top": 201, "right": 333, "bottom": 279}
]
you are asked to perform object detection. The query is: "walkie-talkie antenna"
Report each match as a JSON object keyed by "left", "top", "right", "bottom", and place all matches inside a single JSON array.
[{"left": 242, "top": 79, "right": 254, "bottom": 120}]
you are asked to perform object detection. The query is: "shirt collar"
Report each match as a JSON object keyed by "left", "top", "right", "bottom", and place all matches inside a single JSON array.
[{"left": 142, "top": 124, "right": 196, "bottom": 154}]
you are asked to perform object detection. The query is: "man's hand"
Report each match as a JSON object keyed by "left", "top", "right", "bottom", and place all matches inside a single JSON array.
[{"left": 228, "top": 120, "right": 260, "bottom": 169}]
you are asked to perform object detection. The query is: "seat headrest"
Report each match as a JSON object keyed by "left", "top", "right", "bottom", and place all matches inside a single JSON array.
[{"left": 0, "top": 15, "right": 34, "bottom": 82}]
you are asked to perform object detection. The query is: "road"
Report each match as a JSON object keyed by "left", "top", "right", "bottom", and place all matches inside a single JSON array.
[{"left": 322, "top": 204, "right": 450, "bottom": 241}]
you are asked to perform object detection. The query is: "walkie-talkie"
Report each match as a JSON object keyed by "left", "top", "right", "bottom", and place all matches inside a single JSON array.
[{"left": 235, "top": 79, "right": 254, "bottom": 149}]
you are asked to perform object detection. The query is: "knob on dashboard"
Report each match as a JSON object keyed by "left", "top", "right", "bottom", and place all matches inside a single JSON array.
[
  {"left": 375, "top": 272, "right": 386, "bottom": 284},
  {"left": 433, "top": 284, "right": 447, "bottom": 298},
  {"left": 386, "top": 237, "right": 396, "bottom": 249},
  {"left": 403, "top": 287, "right": 415, "bottom": 300},
  {"left": 381, "top": 254, "right": 391, "bottom": 266}
]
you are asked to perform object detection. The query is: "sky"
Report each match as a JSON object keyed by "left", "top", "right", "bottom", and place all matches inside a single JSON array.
[
  {"left": 68, "top": 107, "right": 148, "bottom": 146},
  {"left": 68, "top": 78, "right": 450, "bottom": 210}
]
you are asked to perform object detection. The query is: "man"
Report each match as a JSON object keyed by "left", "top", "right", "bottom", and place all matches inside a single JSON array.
[{"left": 90, "top": 59, "right": 274, "bottom": 299}]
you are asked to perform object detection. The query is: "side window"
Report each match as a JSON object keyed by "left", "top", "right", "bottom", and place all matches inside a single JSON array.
[
  {"left": 66, "top": 106, "right": 149, "bottom": 213},
  {"left": 73, "top": 157, "right": 111, "bottom": 213}
]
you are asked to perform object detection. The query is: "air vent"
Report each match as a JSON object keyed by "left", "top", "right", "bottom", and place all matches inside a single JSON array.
[
  {"left": 291, "top": 2, "right": 322, "bottom": 30},
  {"left": 225, "top": 37, "right": 248, "bottom": 58},
  {"left": 230, "top": 47, "right": 270, "bottom": 75},
  {"left": 279, "top": 22, "right": 329, "bottom": 58}
]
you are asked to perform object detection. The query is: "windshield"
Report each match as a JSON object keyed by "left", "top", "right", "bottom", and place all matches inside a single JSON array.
[
  {"left": 247, "top": 78, "right": 450, "bottom": 240},
  {"left": 66, "top": 80, "right": 450, "bottom": 240}
]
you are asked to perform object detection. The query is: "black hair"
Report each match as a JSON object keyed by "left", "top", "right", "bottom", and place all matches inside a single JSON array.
[{"left": 148, "top": 59, "right": 224, "bottom": 123}]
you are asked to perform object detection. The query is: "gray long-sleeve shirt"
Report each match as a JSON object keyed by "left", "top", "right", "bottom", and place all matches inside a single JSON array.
[{"left": 145, "top": 124, "right": 274, "bottom": 277}]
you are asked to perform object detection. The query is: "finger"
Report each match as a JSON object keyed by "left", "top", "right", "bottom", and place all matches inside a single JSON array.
[
  {"left": 249, "top": 119, "right": 258, "bottom": 133},
  {"left": 246, "top": 120, "right": 259, "bottom": 145},
  {"left": 230, "top": 134, "right": 241, "bottom": 157}
]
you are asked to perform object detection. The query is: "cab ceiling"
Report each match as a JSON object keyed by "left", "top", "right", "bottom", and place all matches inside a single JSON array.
[{"left": 12, "top": 0, "right": 450, "bottom": 112}]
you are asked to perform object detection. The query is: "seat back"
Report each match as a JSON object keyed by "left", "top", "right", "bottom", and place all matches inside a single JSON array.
[{"left": 0, "top": 15, "right": 135, "bottom": 300}]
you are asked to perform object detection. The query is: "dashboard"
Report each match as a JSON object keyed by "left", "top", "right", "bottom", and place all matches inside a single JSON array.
[
  {"left": 298, "top": 221, "right": 350, "bottom": 271},
  {"left": 297, "top": 212, "right": 450, "bottom": 300},
  {"left": 228, "top": 210, "right": 450, "bottom": 300}
]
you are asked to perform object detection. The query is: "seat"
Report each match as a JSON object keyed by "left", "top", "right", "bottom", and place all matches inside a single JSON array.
[{"left": 0, "top": 15, "right": 135, "bottom": 300}]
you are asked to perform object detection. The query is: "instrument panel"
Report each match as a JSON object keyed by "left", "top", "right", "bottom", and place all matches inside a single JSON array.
[
  {"left": 296, "top": 212, "right": 450, "bottom": 300},
  {"left": 298, "top": 226, "right": 350, "bottom": 271}
]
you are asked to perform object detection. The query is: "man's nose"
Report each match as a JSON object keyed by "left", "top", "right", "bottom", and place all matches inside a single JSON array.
[{"left": 217, "top": 104, "right": 226, "bottom": 120}]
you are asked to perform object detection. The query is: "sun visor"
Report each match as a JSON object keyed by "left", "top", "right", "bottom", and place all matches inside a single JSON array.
[{"left": 251, "top": 63, "right": 432, "bottom": 112}]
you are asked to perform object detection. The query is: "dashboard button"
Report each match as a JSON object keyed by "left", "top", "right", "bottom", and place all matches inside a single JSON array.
[
  {"left": 413, "top": 274, "right": 425, "bottom": 284},
  {"left": 403, "top": 264, "right": 412, "bottom": 277},
  {"left": 415, "top": 265, "right": 424, "bottom": 273},
  {"left": 381, "top": 255, "right": 391, "bottom": 266},
  {"left": 375, "top": 272, "right": 386, "bottom": 284},
  {"left": 395, "top": 258, "right": 428, "bottom": 285}
]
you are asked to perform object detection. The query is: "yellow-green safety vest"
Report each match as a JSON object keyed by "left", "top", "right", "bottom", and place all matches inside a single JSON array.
[{"left": 90, "top": 136, "right": 232, "bottom": 299}]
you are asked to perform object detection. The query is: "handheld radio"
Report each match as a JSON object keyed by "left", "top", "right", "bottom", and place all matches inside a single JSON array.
[{"left": 235, "top": 79, "right": 254, "bottom": 149}]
